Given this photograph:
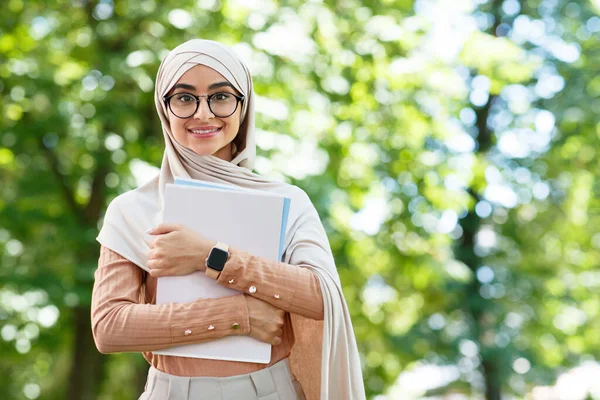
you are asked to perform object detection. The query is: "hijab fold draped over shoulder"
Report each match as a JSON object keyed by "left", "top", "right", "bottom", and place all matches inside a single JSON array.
[{"left": 97, "top": 39, "right": 365, "bottom": 400}]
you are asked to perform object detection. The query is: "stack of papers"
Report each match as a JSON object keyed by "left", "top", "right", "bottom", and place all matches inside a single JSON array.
[{"left": 154, "top": 177, "right": 291, "bottom": 364}]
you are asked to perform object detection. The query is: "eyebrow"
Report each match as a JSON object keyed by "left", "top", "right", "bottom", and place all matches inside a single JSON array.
[{"left": 171, "top": 81, "right": 236, "bottom": 92}]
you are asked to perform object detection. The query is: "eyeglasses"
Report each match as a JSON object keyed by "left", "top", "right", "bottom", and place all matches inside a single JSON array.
[{"left": 163, "top": 92, "right": 245, "bottom": 119}]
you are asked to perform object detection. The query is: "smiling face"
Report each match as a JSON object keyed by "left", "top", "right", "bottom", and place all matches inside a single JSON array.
[{"left": 165, "top": 64, "right": 243, "bottom": 161}]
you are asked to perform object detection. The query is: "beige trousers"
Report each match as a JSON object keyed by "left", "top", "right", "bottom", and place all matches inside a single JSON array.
[{"left": 139, "top": 358, "right": 306, "bottom": 400}]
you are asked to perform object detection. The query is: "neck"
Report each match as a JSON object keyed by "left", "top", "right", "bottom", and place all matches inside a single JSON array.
[{"left": 211, "top": 143, "right": 233, "bottom": 162}]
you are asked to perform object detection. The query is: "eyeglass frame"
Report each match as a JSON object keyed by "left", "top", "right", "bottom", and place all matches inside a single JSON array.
[{"left": 163, "top": 91, "right": 245, "bottom": 119}]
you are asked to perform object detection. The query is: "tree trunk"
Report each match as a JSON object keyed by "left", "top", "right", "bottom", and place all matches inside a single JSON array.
[
  {"left": 135, "top": 355, "right": 150, "bottom": 394},
  {"left": 67, "top": 306, "right": 107, "bottom": 400},
  {"left": 456, "top": 204, "right": 501, "bottom": 400},
  {"left": 454, "top": 0, "right": 507, "bottom": 398},
  {"left": 482, "top": 360, "right": 502, "bottom": 400}
]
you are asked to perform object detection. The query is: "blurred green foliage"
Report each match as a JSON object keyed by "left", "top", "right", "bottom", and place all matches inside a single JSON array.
[{"left": 1, "top": 0, "right": 599, "bottom": 399}]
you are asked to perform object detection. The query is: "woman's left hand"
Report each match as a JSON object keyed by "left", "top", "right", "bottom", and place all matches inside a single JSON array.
[{"left": 146, "top": 223, "right": 215, "bottom": 277}]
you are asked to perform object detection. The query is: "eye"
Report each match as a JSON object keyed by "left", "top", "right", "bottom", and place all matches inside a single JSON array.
[
  {"left": 174, "top": 93, "right": 196, "bottom": 103},
  {"left": 211, "top": 92, "right": 233, "bottom": 102}
]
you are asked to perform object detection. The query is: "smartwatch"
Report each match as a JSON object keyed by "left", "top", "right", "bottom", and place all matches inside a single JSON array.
[{"left": 205, "top": 242, "right": 229, "bottom": 280}]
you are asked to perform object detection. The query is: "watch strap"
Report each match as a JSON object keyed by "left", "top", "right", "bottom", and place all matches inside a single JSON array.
[{"left": 205, "top": 267, "right": 221, "bottom": 280}]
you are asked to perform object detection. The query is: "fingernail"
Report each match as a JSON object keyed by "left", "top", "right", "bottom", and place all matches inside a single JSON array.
[
  {"left": 273, "top": 338, "right": 281, "bottom": 346},
  {"left": 145, "top": 228, "right": 153, "bottom": 234}
]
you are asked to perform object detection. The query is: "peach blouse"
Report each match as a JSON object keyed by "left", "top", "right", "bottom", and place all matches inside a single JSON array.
[{"left": 91, "top": 245, "right": 324, "bottom": 377}]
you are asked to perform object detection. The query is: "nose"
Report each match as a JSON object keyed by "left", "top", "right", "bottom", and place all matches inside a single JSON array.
[{"left": 192, "top": 98, "right": 214, "bottom": 120}]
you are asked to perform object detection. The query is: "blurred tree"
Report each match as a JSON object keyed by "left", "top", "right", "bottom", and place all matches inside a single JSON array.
[{"left": 0, "top": 0, "right": 598, "bottom": 399}]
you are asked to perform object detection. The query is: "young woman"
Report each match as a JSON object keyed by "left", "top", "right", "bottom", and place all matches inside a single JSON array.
[{"left": 92, "top": 39, "right": 365, "bottom": 400}]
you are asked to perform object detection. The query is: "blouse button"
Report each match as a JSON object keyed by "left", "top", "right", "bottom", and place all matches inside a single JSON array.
[
  {"left": 208, "top": 325, "right": 215, "bottom": 331},
  {"left": 228, "top": 279, "right": 235, "bottom": 284},
  {"left": 274, "top": 294, "right": 280, "bottom": 299},
  {"left": 184, "top": 329, "right": 192, "bottom": 336},
  {"left": 232, "top": 323, "right": 240, "bottom": 330},
  {"left": 249, "top": 286, "right": 257, "bottom": 294}
]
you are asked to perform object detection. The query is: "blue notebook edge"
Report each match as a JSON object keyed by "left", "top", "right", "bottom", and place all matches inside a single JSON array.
[
  {"left": 173, "top": 178, "right": 290, "bottom": 261},
  {"left": 279, "top": 198, "right": 291, "bottom": 261}
]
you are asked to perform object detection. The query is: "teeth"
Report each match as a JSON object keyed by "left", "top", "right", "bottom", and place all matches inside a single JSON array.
[{"left": 190, "top": 128, "right": 220, "bottom": 134}]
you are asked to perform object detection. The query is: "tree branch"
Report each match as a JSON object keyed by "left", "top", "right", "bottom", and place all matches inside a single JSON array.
[
  {"left": 474, "top": 94, "right": 497, "bottom": 153},
  {"left": 39, "top": 140, "right": 85, "bottom": 225},
  {"left": 84, "top": 157, "right": 110, "bottom": 224}
]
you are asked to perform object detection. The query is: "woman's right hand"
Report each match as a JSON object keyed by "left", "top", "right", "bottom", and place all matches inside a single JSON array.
[{"left": 245, "top": 295, "right": 285, "bottom": 346}]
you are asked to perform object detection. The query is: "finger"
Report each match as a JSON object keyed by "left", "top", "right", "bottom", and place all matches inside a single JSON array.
[
  {"left": 144, "top": 237, "right": 154, "bottom": 248},
  {"left": 248, "top": 325, "right": 265, "bottom": 340},
  {"left": 255, "top": 330, "right": 273, "bottom": 345},
  {"left": 149, "top": 268, "right": 165, "bottom": 278},
  {"left": 147, "top": 258, "right": 165, "bottom": 270},
  {"left": 271, "top": 328, "right": 283, "bottom": 339},
  {"left": 272, "top": 337, "right": 281, "bottom": 346},
  {"left": 148, "top": 265, "right": 170, "bottom": 278},
  {"left": 146, "top": 223, "right": 182, "bottom": 236},
  {"left": 275, "top": 316, "right": 285, "bottom": 327},
  {"left": 148, "top": 268, "right": 158, "bottom": 277},
  {"left": 147, "top": 259, "right": 158, "bottom": 270},
  {"left": 143, "top": 228, "right": 155, "bottom": 247}
]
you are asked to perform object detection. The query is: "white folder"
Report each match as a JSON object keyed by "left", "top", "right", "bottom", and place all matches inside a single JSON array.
[{"left": 154, "top": 178, "right": 290, "bottom": 363}]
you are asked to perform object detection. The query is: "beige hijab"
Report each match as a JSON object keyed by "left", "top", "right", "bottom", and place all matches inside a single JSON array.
[{"left": 97, "top": 39, "right": 365, "bottom": 399}]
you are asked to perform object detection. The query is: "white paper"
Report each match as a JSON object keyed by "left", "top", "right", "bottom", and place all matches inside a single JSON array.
[{"left": 154, "top": 183, "right": 287, "bottom": 363}]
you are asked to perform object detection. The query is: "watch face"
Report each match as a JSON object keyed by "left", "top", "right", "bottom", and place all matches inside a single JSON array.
[{"left": 206, "top": 248, "right": 228, "bottom": 271}]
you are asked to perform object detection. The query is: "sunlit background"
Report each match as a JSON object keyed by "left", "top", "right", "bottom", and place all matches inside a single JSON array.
[{"left": 1, "top": 0, "right": 599, "bottom": 399}]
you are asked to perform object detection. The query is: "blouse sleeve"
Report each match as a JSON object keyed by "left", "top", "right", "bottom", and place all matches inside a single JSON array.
[
  {"left": 216, "top": 248, "right": 324, "bottom": 320},
  {"left": 91, "top": 245, "right": 250, "bottom": 354}
]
